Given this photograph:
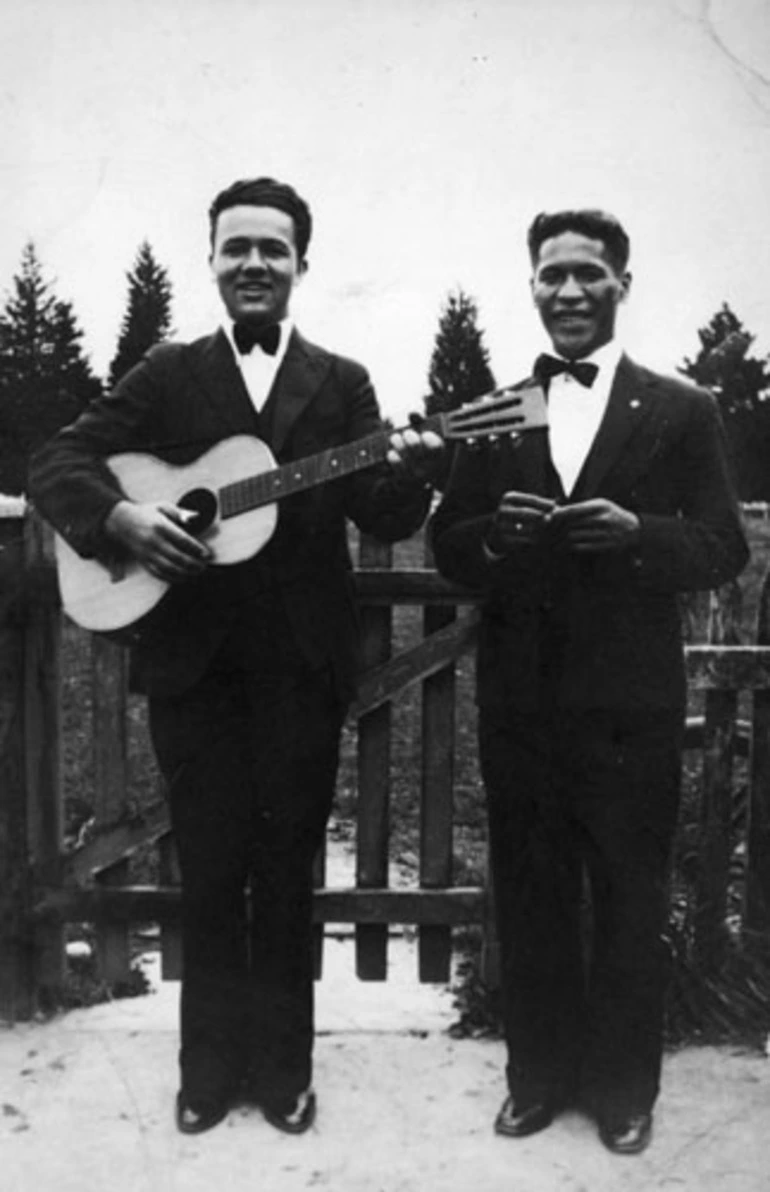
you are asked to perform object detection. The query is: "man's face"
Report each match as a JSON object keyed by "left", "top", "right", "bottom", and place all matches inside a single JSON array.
[
  {"left": 209, "top": 204, "right": 306, "bottom": 326},
  {"left": 530, "top": 231, "right": 630, "bottom": 359}
]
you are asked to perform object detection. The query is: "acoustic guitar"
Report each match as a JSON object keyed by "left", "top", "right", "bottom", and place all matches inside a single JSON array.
[{"left": 54, "top": 384, "right": 547, "bottom": 633}]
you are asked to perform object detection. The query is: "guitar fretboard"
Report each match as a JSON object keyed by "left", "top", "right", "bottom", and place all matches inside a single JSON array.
[{"left": 218, "top": 416, "right": 444, "bottom": 519}]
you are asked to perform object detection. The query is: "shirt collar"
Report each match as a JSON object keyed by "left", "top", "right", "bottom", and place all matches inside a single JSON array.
[
  {"left": 583, "top": 338, "right": 623, "bottom": 379},
  {"left": 540, "top": 338, "right": 623, "bottom": 375}
]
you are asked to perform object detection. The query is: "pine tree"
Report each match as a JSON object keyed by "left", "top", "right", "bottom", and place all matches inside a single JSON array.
[
  {"left": 0, "top": 243, "right": 101, "bottom": 494},
  {"left": 424, "top": 289, "right": 496, "bottom": 488},
  {"left": 108, "top": 241, "right": 173, "bottom": 387},
  {"left": 426, "top": 289, "right": 496, "bottom": 417},
  {"left": 679, "top": 303, "right": 770, "bottom": 500}
]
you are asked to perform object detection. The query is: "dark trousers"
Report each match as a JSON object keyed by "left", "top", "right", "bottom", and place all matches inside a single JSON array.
[
  {"left": 479, "top": 706, "right": 683, "bottom": 1118},
  {"left": 149, "top": 661, "right": 344, "bottom": 1107}
]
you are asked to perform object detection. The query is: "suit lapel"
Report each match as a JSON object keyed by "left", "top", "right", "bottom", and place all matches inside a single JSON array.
[
  {"left": 188, "top": 328, "right": 261, "bottom": 436},
  {"left": 268, "top": 329, "right": 332, "bottom": 455},
  {"left": 570, "top": 355, "right": 657, "bottom": 500}
]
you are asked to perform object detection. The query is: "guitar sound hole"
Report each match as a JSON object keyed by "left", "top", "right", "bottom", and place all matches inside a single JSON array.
[{"left": 177, "top": 488, "right": 218, "bottom": 536}]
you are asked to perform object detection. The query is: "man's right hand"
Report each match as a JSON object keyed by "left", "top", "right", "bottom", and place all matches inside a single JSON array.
[
  {"left": 104, "top": 500, "right": 213, "bottom": 581},
  {"left": 487, "top": 491, "right": 557, "bottom": 554}
]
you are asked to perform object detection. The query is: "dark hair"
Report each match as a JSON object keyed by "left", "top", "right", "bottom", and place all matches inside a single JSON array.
[
  {"left": 208, "top": 177, "right": 313, "bottom": 258},
  {"left": 527, "top": 209, "right": 631, "bottom": 274}
]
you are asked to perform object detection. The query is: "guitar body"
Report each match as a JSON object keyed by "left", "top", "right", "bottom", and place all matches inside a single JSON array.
[
  {"left": 53, "top": 385, "right": 548, "bottom": 633},
  {"left": 55, "top": 436, "right": 278, "bottom": 632}
]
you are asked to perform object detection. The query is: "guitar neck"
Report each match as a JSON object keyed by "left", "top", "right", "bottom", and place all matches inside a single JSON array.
[{"left": 218, "top": 414, "right": 445, "bottom": 519}]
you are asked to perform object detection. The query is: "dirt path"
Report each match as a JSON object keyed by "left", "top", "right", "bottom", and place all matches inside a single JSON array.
[{"left": 2, "top": 937, "right": 768, "bottom": 1192}]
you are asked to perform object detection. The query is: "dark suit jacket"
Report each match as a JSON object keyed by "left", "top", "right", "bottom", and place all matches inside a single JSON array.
[
  {"left": 430, "top": 355, "right": 749, "bottom": 715},
  {"left": 30, "top": 328, "right": 430, "bottom": 700}
]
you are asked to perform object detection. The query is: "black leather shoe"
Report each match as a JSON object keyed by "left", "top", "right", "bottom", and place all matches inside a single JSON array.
[
  {"left": 263, "top": 1089, "right": 317, "bottom": 1135},
  {"left": 494, "top": 1094, "right": 557, "bottom": 1138},
  {"left": 598, "top": 1112, "right": 653, "bottom": 1155},
  {"left": 175, "top": 1091, "right": 229, "bottom": 1135}
]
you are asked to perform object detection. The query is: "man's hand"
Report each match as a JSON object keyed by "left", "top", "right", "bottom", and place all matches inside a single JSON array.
[
  {"left": 387, "top": 426, "right": 445, "bottom": 486},
  {"left": 549, "top": 499, "right": 640, "bottom": 553},
  {"left": 105, "top": 500, "right": 213, "bottom": 581},
  {"left": 488, "top": 491, "right": 557, "bottom": 553}
]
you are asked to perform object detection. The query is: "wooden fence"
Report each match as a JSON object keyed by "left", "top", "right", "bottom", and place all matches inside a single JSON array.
[{"left": 1, "top": 510, "right": 770, "bottom": 1021}]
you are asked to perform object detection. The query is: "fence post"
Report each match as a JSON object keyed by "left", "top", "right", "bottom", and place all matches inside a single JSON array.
[
  {"left": 418, "top": 535, "right": 455, "bottom": 982},
  {"left": 24, "top": 513, "right": 65, "bottom": 1001},
  {"left": 91, "top": 636, "right": 132, "bottom": 984},
  {"left": 746, "top": 570, "right": 770, "bottom": 933},
  {"left": 693, "top": 687, "right": 738, "bottom": 969},
  {"left": 691, "top": 581, "right": 740, "bottom": 970},
  {"left": 355, "top": 534, "right": 392, "bottom": 980},
  {"left": 0, "top": 514, "right": 35, "bottom": 1019}
]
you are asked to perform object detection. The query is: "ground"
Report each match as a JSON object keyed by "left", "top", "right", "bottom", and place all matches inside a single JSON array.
[{"left": 2, "top": 934, "right": 768, "bottom": 1192}]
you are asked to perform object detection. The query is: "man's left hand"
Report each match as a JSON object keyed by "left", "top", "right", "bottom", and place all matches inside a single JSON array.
[
  {"left": 549, "top": 499, "right": 640, "bottom": 553},
  {"left": 387, "top": 427, "right": 445, "bottom": 485}
]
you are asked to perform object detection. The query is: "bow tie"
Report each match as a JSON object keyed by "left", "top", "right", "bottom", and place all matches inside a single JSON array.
[
  {"left": 233, "top": 322, "right": 281, "bottom": 357},
  {"left": 535, "top": 353, "right": 599, "bottom": 388}
]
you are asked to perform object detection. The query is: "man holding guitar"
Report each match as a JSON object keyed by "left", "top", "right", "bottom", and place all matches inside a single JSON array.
[{"left": 30, "top": 177, "right": 452, "bottom": 1136}]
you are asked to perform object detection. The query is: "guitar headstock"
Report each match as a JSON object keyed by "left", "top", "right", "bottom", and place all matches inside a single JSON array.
[{"left": 442, "top": 384, "right": 548, "bottom": 443}]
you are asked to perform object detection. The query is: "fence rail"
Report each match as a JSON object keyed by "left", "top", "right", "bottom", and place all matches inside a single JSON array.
[{"left": 1, "top": 511, "right": 769, "bottom": 1020}]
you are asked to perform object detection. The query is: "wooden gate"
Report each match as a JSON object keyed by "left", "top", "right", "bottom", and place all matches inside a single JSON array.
[
  {"left": 1, "top": 514, "right": 490, "bottom": 1018},
  {"left": 2, "top": 509, "right": 770, "bottom": 1021}
]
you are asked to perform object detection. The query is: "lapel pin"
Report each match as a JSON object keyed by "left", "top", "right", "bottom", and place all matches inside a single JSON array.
[{"left": 629, "top": 399, "right": 641, "bottom": 409}]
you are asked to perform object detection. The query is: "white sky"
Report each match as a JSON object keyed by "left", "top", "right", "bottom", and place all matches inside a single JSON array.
[{"left": 2, "top": 0, "right": 770, "bottom": 423}]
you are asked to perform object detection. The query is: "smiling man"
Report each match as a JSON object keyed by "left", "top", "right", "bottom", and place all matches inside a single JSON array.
[
  {"left": 430, "top": 209, "right": 748, "bottom": 1154},
  {"left": 30, "top": 177, "right": 441, "bottom": 1137}
]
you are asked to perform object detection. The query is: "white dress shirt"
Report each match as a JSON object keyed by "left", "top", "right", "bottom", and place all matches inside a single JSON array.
[
  {"left": 546, "top": 339, "right": 623, "bottom": 496},
  {"left": 223, "top": 317, "right": 293, "bottom": 413}
]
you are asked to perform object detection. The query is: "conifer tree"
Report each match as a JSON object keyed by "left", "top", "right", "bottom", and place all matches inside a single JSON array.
[
  {"left": 425, "top": 289, "right": 496, "bottom": 488},
  {"left": 108, "top": 241, "right": 173, "bottom": 387},
  {"left": 426, "top": 289, "right": 496, "bottom": 416},
  {"left": 0, "top": 243, "right": 101, "bottom": 493},
  {"left": 680, "top": 303, "right": 770, "bottom": 500}
]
